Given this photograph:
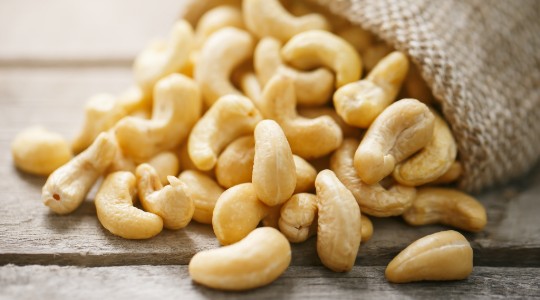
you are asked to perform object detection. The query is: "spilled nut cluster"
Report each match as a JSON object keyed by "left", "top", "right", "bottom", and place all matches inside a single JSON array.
[{"left": 12, "top": 0, "right": 490, "bottom": 292}]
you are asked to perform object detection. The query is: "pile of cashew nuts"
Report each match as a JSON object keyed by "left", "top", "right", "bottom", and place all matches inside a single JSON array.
[{"left": 11, "top": 0, "right": 489, "bottom": 291}]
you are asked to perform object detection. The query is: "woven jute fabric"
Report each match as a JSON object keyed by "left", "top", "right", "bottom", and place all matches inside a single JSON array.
[{"left": 306, "top": 0, "right": 540, "bottom": 192}]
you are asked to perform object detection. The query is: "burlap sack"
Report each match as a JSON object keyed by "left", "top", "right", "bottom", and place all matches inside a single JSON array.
[
  {"left": 182, "top": 0, "right": 540, "bottom": 193},
  {"left": 305, "top": 0, "right": 540, "bottom": 193}
]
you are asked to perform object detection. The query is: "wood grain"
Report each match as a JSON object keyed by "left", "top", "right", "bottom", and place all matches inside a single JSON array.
[{"left": 1, "top": 265, "right": 538, "bottom": 300}]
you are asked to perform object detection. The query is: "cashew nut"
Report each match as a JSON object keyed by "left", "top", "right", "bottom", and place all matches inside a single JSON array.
[
  {"left": 354, "top": 98, "right": 435, "bottom": 185},
  {"left": 212, "top": 183, "right": 269, "bottom": 245},
  {"left": 330, "top": 138, "right": 416, "bottom": 217},
  {"left": 278, "top": 193, "right": 318, "bottom": 243},
  {"left": 293, "top": 155, "right": 317, "bottom": 193},
  {"left": 385, "top": 230, "right": 473, "bottom": 283},
  {"left": 252, "top": 120, "right": 297, "bottom": 206},
  {"left": 115, "top": 73, "right": 202, "bottom": 162},
  {"left": 180, "top": 0, "right": 242, "bottom": 26},
  {"left": 281, "top": 30, "right": 362, "bottom": 88},
  {"left": 254, "top": 37, "right": 334, "bottom": 106},
  {"left": 334, "top": 51, "right": 409, "bottom": 128},
  {"left": 136, "top": 164, "right": 194, "bottom": 230},
  {"left": 393, "top": 111, "right": 457, "bottom": 186},
  {"left": 12, "top": 126, "right": 72, "bottom": 176},
  {"left": 236, "top": 70, "right": 263, "bottom": 109},
  {"left": 243, "top": 0, "right": 329, "bottom": 42},
  {"left": 189, "top": 227, "right": 291, "bottom": 291},
  {"left": 179, "top": 170, "right": 224, "bottom": 225},
  {"left": 133, "top": 20, "right": 194, "bottom": 92},
  {"left": 194, "top": 27, "right": 254, "bottom": 107},
  {"left": 145, "top": 151, "right": 180, "bottom": 185},
  {"left": 178, "top": 141, "right": 215, "bottom": 178},
  {"left": 260, "top": 74, "right": 342, "bottom": 159},
  {"left": 188, "top": 94, "right": 262, "bottom": 171},
  {"left": 316, "top": 169, "right": 362, "bottom": 272},
  {"left": 403, "top": 187, "right": 487, "bottom": 232},
  {"left": 361, "top": 214, "right": 373, "bottom": 242},
  {"left": 42, "top": 132, "right": 116, "bottom": 214},
  {"left": 431, "top": 161, "right": 463, "bottom": 185},
  {"left": 95, "top": 171, "right": 163, "bottom": 239},
  {"left": 215, "top": 135, "right": 254, "bottom": 188},
  {"left": 298, "top": 106, "right": 361, "bottom": 138},
  {"left": 194, "top": 5, "right": 244, "bottom": 49}
]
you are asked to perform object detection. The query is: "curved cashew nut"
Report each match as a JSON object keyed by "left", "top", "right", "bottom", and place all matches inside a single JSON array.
[
  {"left": 179, "top": 170, "right": 224, "bottom": 225},
  {"left": 361, "top": 214, "right": 373, "bottom": 242},
  {"left": 298, "top": 106, "right": 361, "bottom": 138},
  {"left": 278, "top": 193, "right": 318, "bottom": 243},
  {"left": 354, "top": 98, "right": 435, "bottom": 185},
  {"left": 189, "top": 227, "right": 291, "bottom": 291},
  {"left": 12, "top": 126, "right": 72, "bottom": 176},
  {"left": 135, "top": 164, "right": 194, "bottom": 230},
  {"left": 195, "top": 27, "right": 254, "bottom": 107},
  {"left": 281, "top": 30, "right": 362, "bottom": 88},
  {"left": 212, "top": 183, "right": 269, "bottom": 245},
  {"left": 194, "top": 5, "right": 244, "bottom": 49},
  {"left": 145, "top": 151, "right": 180, "bottom": 185},
  {"left": 431, "top": 161, "right": 463, "bottom": 185},
  {"left": 215, "top": 135, "right": 255, "bottom": 188},
  {"left": 385, "top": 230, "right": 473, "bottom": 283},
  {"left": 293, "top": 155, "right": 317, "bottom": 194},
  {"left": 178, "top": 142, "right": 215, "bottom": 178},
  {"left": 134, "top": 20, "right": 194, "bottom": 92},
  {"left": 403, "top": 187, "right": 487, "bottom": 232},
  {"left": 252, "top": 120, "right": 297, "bottom": 206},
  {"left": 334, "top": 51, "right": 409, "bottom": 128},
  {"left": 115, "top": 73, "right": 202, "bottom": 162},
  {"left": 331, "top": 138, "right": 416, "bottom": 217},
  {"left": 188, "top": 94, "right": 262, "bottom": 171},
  {"left": 261, "top": 74, "right": 342, "bottom": 159},
  {"left": 237, "top": 70, "right": 263, "bottom": 109},
  {"left": 393, "top": 111, "right": 457, "bottom": 186},
  {"left": 254, "top": 37, "right": 334, "bottom": 106},
  {"left": 316, "top": 169, "right": 362, "bottom": 272},
  {"left": 42, "top": 132, "right": 116, "bottom": 214},
  {"left": 95, "top": 171, "right": 163, "bottom": 239},
  {"left": 243, "top": 0, "right": 329, "bottom": 42}
]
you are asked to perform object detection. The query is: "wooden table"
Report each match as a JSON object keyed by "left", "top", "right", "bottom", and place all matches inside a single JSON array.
[{"left": 1, "top": 1, "right": 539, "bottom": 298}]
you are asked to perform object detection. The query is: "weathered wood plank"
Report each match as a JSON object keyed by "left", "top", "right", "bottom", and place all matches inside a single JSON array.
[
  {"left": 1, "top": 67, "right": 540, "bottom": 267},
  {"left": 1, "top": 265, "right": 538, "bottom": 300},
  {"left": 0, "top": 0, "right": 189, "bottom": 64}
]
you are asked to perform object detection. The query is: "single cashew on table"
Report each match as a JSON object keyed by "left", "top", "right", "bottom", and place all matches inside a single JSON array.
[{"left": 11, "top": 0, "right": 491, "bottom": 292}]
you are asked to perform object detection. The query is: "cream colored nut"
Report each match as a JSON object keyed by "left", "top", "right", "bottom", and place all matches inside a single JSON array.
[
  {"left": 431, "top": 161, "right": 463, "bottom": 185},
  {"left": 403, "top": 187, "right": 487, "bottom": 232},
  {"left": 404, "top": 64, "right": 434, "bottom": 105},
  {"left": 354, "top": 99, "right": 435, "bottom": 185},
  {"left": 215, "top": 135, "right": 254, "bottom": 188},
  {"left": 42, "top": 132, "right": 116, "bottom": 214},
  {"left": 363, "top": 42, "right": 393, "bottom": 73},
  {"left": 252, "top": 120, "right": 297, "bottom": 206},
  {"left": 243, "top": 0, "right": 329, "bottom": 42},
  {"left": 95, "top": 171, "right": 163, "bottom": 239},
  {"left": 179, "top": 170, "right": 224, "bottom": 224},
  {"left": 133, "top": 20, "right": 194, "bottom": 92},
  {"left": 180, "top": 0, "right": 242, "bottom": 26},
  {"left": 385, "top": 230, "right": 473, "bottom": 283},
  {"left": 237, "top": 70, "right": 263, "bottom": 109},
  {"left": 136, "top": 164, "right": 194, "bottom": 230},
  {"left": 189, "top": 227, "right": 291, "bottom": 291},
  {"left": 212, "top": 183, "right": 269, "bottom": 245},
  {"left": 71, "top": 94, "right": 127, "bottom": 153},
  {"left": 393, "top": 111, "right": 457, "bottom": 186},
  {"left": 115, "top": 73, "right": 202, "bottom": 162},
  {"left": 254, "top": 37, "right": 334, "bottom": 106},
  {"left": 145, "top": 151, "right": 180, "bottom": 185},
  {"left": 261, "top": 74, "right": 342, "bottom": 159},
  {"left": 334, "top": 51, "right": 409, "bottom": 128},
  {"left": 281, "top": 30, "right": 362, "bottom": 88},
  {"left": 195, "top": 27, "right": 254, "bottom": 107},
  {"left": 298, "top": 107, "right": 360, "bottom": 138},
  {"left": 279, "top": 193, "right": 318, "bottom": 243},
  {"left": 293, "top": 155, "right": 317, "bottom": 193},
  {"left": 316, "top": 169, "right": 362, "bottom": 272},
  {"left": 337, "top": 26, "right": 374, "bottom": 55},
  {"left": 12, "top": 126, "right": 72, "bottom": 176},
  {"left": 188, "top": 94, "right": 262, "bottom": 171},
  {"left": 194, "top": 5, "right": 244, "bottom": 49},
  {"left": 178, "top": 142, "right": 215, "bottom": 178},
  {"left": 330, "top": 139, "right": 416, "bottom": 217},
  {"left": 361, "top": 214, "right": 373, "bottom": 242},
  {"left": 116, "top": 86, "right": 152, "bottom": 115}
]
